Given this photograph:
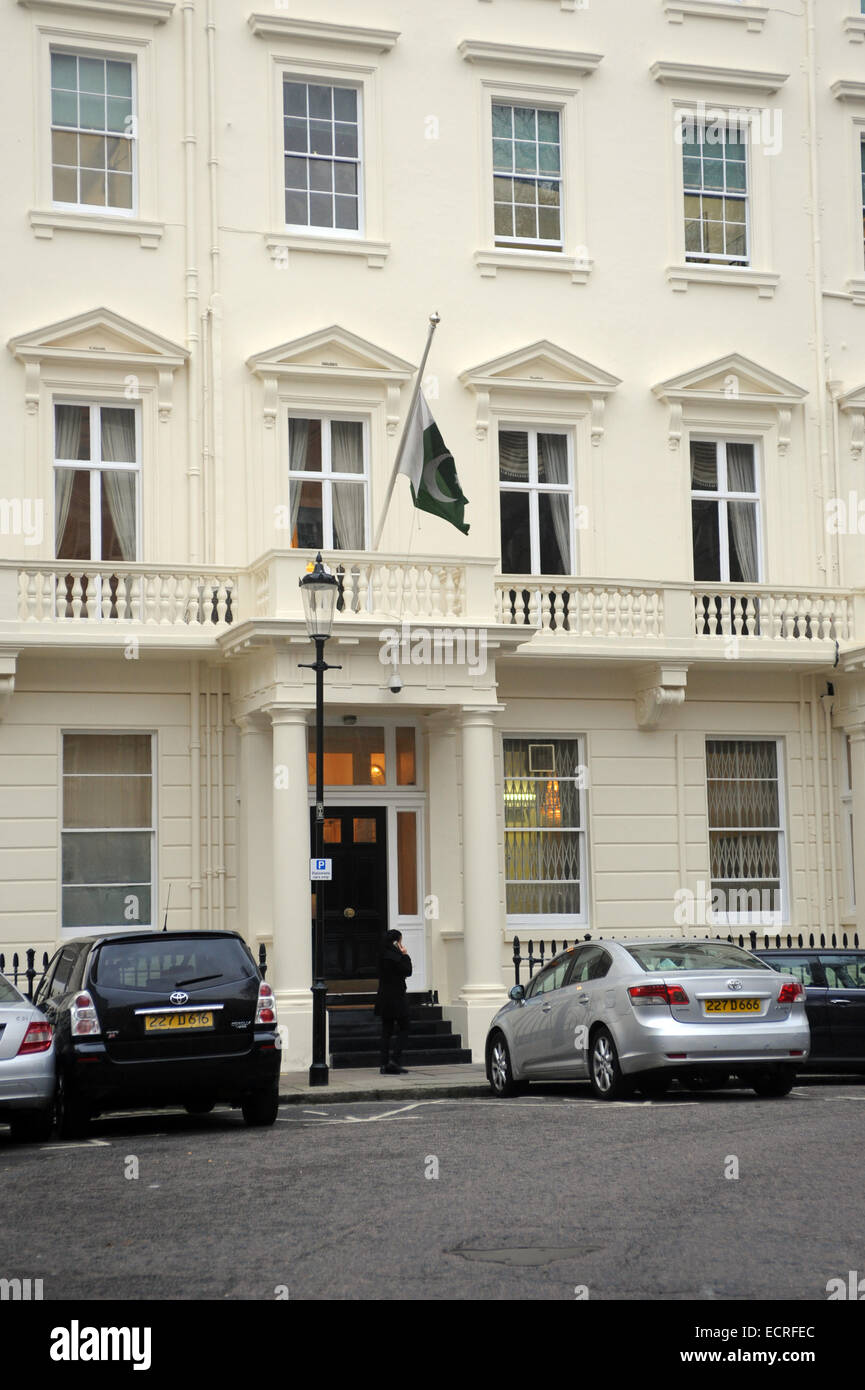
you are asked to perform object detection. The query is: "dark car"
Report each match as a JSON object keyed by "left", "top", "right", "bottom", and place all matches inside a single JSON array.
[
  {"left": 754, "top": 948, "right": 865, "bottom": 1073},
  {"left": 34, "top": 930, "right": 280, "bottom": 1136}
]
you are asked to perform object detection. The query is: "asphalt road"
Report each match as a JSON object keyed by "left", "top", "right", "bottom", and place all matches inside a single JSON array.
[{"left": 2, "top": 1077, "right": 864, "bottom": 1301}]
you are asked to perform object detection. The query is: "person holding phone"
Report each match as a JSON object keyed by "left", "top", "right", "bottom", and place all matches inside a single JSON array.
[{"left": 375, "top": 929, "right": 412, "bottom": 1074}]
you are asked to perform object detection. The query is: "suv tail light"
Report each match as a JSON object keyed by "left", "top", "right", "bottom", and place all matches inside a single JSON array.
[
  {"left": 71, "top": 992, "right": 101, "bottom": 1037},
  {"left": 628, "top": 983, "right": 690, "bottom": 1007},
  {"left": 778, "top": 981, "right": 804, "bottom": 1004},
  {"left": 255, "top": 983, "right": 277, "bottom": 1026},
  {"left": 17, "top": 1020, "right": 53, "bottom": 1055}
]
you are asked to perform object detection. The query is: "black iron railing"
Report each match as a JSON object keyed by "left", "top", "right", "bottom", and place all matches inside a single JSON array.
[{"left": 0, "top": 949, "right": 50, "bottom": 1001}]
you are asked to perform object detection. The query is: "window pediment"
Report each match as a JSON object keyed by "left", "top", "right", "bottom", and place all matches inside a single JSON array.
[
  {"left": 459, "top": 341, "right": 620, "bottom": 443},
  {"left": 653, "top": 353, "right": 807, "bottom": 451},
  {"left": 246, "top": 326, "right": 415, "bottom": 431},
  {"left": 458, "top": 40, "right": 602, "bottom": 76},
  {"left": 18, "top": 0, "right": 174, "bottom": 22},
  {"left": 247, "top": 14, "right": 399, "bottom": 54},
  {"left": 650, "top": 61, "right": 788, "bottom": 96},
  {"left": 7, "top": 307, "right": 187, "bottom": 417}
]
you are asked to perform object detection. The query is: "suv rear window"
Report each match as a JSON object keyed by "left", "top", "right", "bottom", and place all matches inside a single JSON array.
[
  {"left": 625, "top": 943, "right": 771, "bottom": 973},
  {"left": 90, "top": 937, "right": 256, "bottom": 992}
]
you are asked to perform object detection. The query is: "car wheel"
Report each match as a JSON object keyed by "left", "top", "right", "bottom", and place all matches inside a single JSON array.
[
  {"left": 184, "top": 1100, "right": 216, "bottom": 1116},
  {"left": 9, "top": 1108, "right": 54, "bottom": 1144},
  {"left": 750, "top": 1068, "right": 795, "bottom": 1098},
  {"left": 241, "top": 1088, "right": 279, "bottom": 1126},
  {"left": 488, "top": 1032, "right": 523, "bottom": 1098},
  {"left": 589, "top": 1027, "right": 633, "bottom": 1101},
  {"left": 637, "top": 1074, "right": 671, "bottom": 1098},
  {"left": 55, "top": 1075, "right": 90, "bottom": 1140}
]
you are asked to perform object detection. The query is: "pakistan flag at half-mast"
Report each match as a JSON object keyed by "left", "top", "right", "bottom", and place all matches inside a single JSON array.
[{"left": 397, "top": 390, "right": 469, "bottom": 536}]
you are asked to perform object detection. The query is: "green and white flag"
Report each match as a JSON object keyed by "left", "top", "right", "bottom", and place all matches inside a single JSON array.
[{"left": 398, "top": 392, "right": 469, "bottom": 535}]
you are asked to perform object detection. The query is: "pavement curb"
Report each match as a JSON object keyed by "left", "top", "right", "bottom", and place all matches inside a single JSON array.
[{"left": 278, "top": 1083, "right": 491, "bottom": 1104}]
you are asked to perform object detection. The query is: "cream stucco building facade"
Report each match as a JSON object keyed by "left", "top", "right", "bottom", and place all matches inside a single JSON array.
[{"left": 2, "top": 0, "right": 865, "bottom": 1066}]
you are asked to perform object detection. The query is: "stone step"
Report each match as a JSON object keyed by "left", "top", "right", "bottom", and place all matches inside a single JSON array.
[
  {"left": 330, "top": 1047, "right": 474, "bottom": 1069},
  {"left": 332, "top": 1031, "right": 465, "bottom": 1053}
]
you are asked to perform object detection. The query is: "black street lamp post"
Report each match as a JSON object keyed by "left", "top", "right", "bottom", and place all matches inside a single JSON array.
[{"left": 298, "top": 554, "right": 340, "bottom": 1088}]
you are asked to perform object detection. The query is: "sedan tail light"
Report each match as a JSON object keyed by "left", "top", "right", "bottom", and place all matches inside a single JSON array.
[
  {"left": 255, "top": 983, "right": 277, "bottom": 1026},
  {"left": 628, "top": 983, "right": 690, "bottom": 1007},
  {"left": 17, "top": 1020, "right": 53, "bottom": 1055},
  {"left": 777, "top": 981, "right": 804, "bottom": 1004},
  {"left": 71, "top": 992, "right": 101, "bottom": 1037}
]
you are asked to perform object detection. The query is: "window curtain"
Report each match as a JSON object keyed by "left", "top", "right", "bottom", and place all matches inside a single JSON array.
[
  {"left": 54, "top": 406, "right": 83, "bottom": 555},
  {"left": 288, "top": 418, "right": 309, "bottom": 545},
  {"left": 726, "top": 443, "right": 759, "bottom": 583},
  {"left": 100, "top": 410, "right": 137, "bottom": 561},
  {"left": 538, "top": 433, "right": 572, "bottom": 573},
  {"left": 330, "top": 421, "right": 365, "bottom": 549}
]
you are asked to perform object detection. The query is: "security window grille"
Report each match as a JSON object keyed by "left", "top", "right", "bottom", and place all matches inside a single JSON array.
[
  {"left": 54, "top": 403, "right": 139, "bottom": 562},
  {"left": 706, "top": 739, "right": 784, "bottom": 921},
  {"left": 283, "top": 80, "right": 361, "bottom": 232},
  {"left": 499, "top": 429, "right": 573, "bottom": 574},
  {"left": 503, "top": 737, "right": 586, "bottom": 921},
  {"left": 51, "top": 52, "right": 134, "bottom": 211},
  {"left": 288, "top": 416, "right": 367, "bottom": 550},
  {"left": 492, "top": 103, "right": 562, "bottom": 250},
  {"left": 62, "top": 733, "right": 154, "bottom": 931},
  {"left": 682, "top": 120, "right": 748, "bottom": 265}
]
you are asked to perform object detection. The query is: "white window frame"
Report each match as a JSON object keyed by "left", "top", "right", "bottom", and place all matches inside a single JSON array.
[
  {"left": 497, "top": 424, "right": 576, "bottom": 575},
  {"left": 503, "top": 733, "right": 589, "bottom": 931},
  {"left": 668, "top": 100, "right": 776, "bottom": 295},
  {"left": 281, "top": 75, "right": 364, "bottom": 239},
  {"left": 49, "top": 47, "right": 138, "bottom": 218},
  {"left": 287, "top": 412, "right": 370, "bottom": 552},
  {"left": 681, "top": 114, "right": 750, "bottom": 266},
  {"left": 266, "top": 52, "right": 388, "bottom": 265},
  {"left": 59, "top": 730, "right": 157, "bottom": 937},
  {"left": 53, "top": 399, "right": 142, "bottom": 562},
  {"left": 491, "top": 100, "right": 564, "bottom": 252},
  {"left": 474, "top": 76, "right": 591, "bottom": 282},
  {"left": 31, "top": 25, "right": 162, "bottom": 246},
  {"left": 689, "top": 436, "right": 763, "bottom": 583},
  {"left": 704, "top": 735, "right": 788, "bottom": 928}
]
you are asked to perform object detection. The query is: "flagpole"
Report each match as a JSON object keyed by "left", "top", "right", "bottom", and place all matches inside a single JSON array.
[{"left": 372, "top": 311, "right": 440, "bottom": 551}]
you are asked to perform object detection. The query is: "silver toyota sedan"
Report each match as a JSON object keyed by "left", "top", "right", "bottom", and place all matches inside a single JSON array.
[
  {"left": 486, "top": 939, "right": 810, "bottom": 1100},
  {"left": 0, "top": 972, "right": 56, "bottom": 1141}
]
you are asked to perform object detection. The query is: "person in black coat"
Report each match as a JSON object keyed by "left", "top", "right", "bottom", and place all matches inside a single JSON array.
[{"left": 375, "top": 929, "right": 412, "bottom": 1074}]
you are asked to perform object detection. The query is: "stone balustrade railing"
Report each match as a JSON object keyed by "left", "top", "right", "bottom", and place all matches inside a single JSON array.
[{"left": 12, "top": 565, "right": 237, "bottom": 626}]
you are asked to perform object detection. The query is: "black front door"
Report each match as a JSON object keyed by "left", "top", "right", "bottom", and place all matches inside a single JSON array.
[{"left": 310, "top": 806, "right": 388, "bottom": 983}]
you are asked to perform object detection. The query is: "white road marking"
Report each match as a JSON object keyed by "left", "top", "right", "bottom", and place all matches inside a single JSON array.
[
  {"left": 39, "top": 1139, "right": 112, "bottom": 1152},
  {"left": 279, "top": 1099, "right": 448, "bottom": 1125}
]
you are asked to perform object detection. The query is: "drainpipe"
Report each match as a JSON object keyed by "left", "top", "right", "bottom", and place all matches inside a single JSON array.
[
  {"left": 216, "top": 664, "right": 226, "bottom": 930},
  {"left": 206, "top": 0, "right": 223, "bottom": 565},
  {"left": 810, "top": 674, "right": 828, "bottom": 940},
  {"left": 829, "top": 377, "right": 844, "bottom": 587},
  {"left": 804, "top": 0, "right": 834, "bottom": 584},
  {"left": 190, "top": 662, "right": 202, "bottom": 932},
  {"left": 182, "top": 0, "right": 201, "bottom": 563},
  {"left": 799, "top": 675, "right": 817, "bottom": 929},
  {"left": 203, "top": 667, "right": 213, "bottom": 929},
  {"left": 822, "top": 687, "right": 841, "bottom": 938}
]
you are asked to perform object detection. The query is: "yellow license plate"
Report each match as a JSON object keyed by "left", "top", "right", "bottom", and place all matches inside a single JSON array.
[
  {"left": 703, "top": 998, "right": 760, "bottom": 1014},
  {"left": 144, "top": 1011, "right": 214, "bottom": 1031}
]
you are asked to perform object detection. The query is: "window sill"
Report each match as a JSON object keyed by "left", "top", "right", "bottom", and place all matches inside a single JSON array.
[
  {"left": 847, "top": 275, "right": 865, "bottom": 307},
  {"left": 844, "top": 16, "right": 865, "bottom": 44},
  {"left": 474, "top": 247, "right": 593, "bottom": 283},
  {"left": 667, "top": 263, "right": 779, "bottom": 298},
  {"left": 30, "top": 209, "right": 164, "bottom": 248},
  {"left": 265, "top": 232, "right": 389, "bottom": 269},
  {"left": 663, "top": 1, "right": 768, "bottom": 31}
]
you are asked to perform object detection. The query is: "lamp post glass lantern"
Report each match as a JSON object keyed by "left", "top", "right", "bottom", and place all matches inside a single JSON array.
[{"left": 298, "top": 554, "right": 341, "bottom": 1086}]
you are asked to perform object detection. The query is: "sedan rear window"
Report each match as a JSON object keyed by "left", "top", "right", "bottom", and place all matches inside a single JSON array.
[
  {"left": 91, "top": 937, "right": 256, "bottom": 992},
  {"left": 0, "top": 975, "right": 23, "bottom": 1004},
  {"left": 625, "top": 943, "right": 771, "bottom": 973}
]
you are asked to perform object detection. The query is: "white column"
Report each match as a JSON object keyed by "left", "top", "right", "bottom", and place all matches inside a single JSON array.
[
  {"left": 847, "top": 727, "right": 865, "bottom": 942},
  {"left": 444, "top": 708, "right": 508, "bottom": 1058},
  {"left": 267, "top": 706, "right": 315, "bottom": 1071}
]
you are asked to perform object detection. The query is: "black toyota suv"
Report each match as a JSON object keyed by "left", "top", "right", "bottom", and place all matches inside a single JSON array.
[
  {"left": 34, "top": 930, "right": 280, "bottom": 1136},
  {"left": 754, "top": 948, "right": 865, "bottom": 1073}
]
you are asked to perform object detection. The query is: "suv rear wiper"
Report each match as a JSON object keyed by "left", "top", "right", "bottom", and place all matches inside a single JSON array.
[{"left": 175, "top": 973, "right": 222, "bottom": 987}]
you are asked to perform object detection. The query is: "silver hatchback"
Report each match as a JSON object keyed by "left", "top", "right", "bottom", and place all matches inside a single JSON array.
[
  {"left": 486, "top": 939, "right": 810, "bottom": 1100},
  {"left": 0, "top": 972, "right": 55, "bottom": 1141}
]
